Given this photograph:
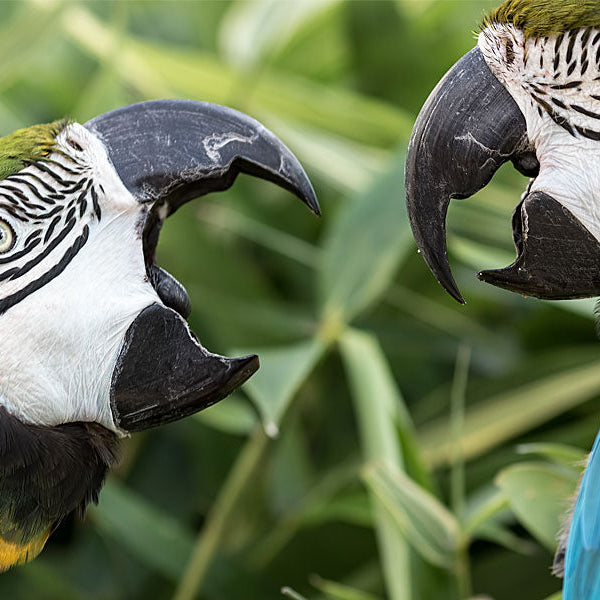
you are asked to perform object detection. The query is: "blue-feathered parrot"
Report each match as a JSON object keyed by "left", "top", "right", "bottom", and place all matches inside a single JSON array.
[
  {"left": 404, "top": 1, "right": 600, "bottom": 597},
  {"left": 0, "top": 100, "right": 318, "bottom": 570}
]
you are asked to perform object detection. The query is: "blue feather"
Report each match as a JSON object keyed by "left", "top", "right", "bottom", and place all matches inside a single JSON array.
[{"left": 564, "top": 429, "right": 600, "bottom": 599}]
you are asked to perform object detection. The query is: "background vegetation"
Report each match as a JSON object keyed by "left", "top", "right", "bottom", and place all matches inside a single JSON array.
[{"left": 0, "top": 1, "right": 595, "bottom": 599}]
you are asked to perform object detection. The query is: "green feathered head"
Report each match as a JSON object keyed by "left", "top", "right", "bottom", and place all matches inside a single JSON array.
[
  {"left": 0, "top": 119, "right": 69, "bottom": 182},
  {"left": 485, "top": 0, "right": 600, "bottom": 38}
]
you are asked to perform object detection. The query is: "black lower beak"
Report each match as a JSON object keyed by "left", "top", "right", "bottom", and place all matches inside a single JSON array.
[
  {"left": 479, "top": 192, "right": 600, "bottom": 299},
  {"left": 111, "top": 304, "right": 259, "bottom": 432}
]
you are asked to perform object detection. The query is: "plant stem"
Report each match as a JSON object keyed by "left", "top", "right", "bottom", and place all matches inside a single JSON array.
[
  {"left": 450, "top": 344, "right": 471, "bottom": 519},
  {"left": 450, "top": 344, "right": 472, "bottom": 599},
  {"left": 171, "top": 427, "right": 270, "bottom": 600},
  {"left": 456, "top": 541, "right": 473, "bottom": 600}
]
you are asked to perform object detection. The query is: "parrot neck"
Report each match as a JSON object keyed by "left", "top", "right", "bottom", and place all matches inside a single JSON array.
[{"left": 0, "top": 406, "right": 118, "bottom": 571}]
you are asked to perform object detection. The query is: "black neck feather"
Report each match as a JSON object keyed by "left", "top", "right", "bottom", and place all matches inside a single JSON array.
[{"left": 0, "top": 406, "right": 119, "bottom": 544}]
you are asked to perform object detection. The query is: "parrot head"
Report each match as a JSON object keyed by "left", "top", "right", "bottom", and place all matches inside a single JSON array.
[
  {"left": 0, "top": 100, "right": 318, "bottom": 569},
  {"left": 406, "top": 0, "right": 600, "bottom": 303}
]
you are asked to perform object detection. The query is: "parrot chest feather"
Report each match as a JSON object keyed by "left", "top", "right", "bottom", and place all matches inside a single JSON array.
[{"left": 0, "top": 406, "right": 118, "bottom": 571}]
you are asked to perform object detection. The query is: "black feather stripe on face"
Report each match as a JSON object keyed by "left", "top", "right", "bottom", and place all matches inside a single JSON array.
[{"left": 0, "top": 407, "right": 118, "bottom": 568}]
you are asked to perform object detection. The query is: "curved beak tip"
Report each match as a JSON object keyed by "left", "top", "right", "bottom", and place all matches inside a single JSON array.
[
  {"left": 442, "top": 278, "right": 466, "bottom": 305},
  {"left": 299, "top": 186, "right": 320, "bottom": 216},
  {"left": 230, "top": 354, "right": 260, "bottom": 386},
  {"left": 426, "top": 253, "right": 465, "bottom": 304}
]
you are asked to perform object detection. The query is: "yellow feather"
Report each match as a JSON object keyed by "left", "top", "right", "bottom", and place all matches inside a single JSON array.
[{"left": 0, "top": 530, "right": 50, "bottom": 572}]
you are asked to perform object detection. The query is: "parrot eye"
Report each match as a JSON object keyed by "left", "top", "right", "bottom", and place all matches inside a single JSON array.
[
  {"left": 66, "top": 137, "right": 83, "bottom": 152},
  {"left": 0, "top": 219, "right": 15, "bottom": 253}
]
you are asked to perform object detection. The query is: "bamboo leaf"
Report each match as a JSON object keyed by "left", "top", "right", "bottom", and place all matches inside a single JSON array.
[
  {"left": 238, "top": 338, "right": 325, "bottom": 434},
  {"left": 62, "top": 5, "right": 413, "bottom": 148},
  {"left": 310, "top": 574, "right": 383, "bottom": 600},
  {"left": 90, "top": 480, "right": 193, "bottom": 579},
  {"left": 495, "top": 463, "right": 578, "bottom": 552},
  {"left": 474, "top": 521, "right": 537, "bottom": 555},
  {"left": 320, "top": 153, "right": 411, "bottom": 325},
  {"left": 219, "top": 0, "right": 338, "bottom": 69},
  {"left": 363, "top": 462, "right": 460, "bottom": 569},
  {"left": 0, "top": 1, "right": 66, "bottom": 94},
  {"left": 516, "top": 443, "right": 587, "bottom": 469},
  {"left": 340, "top": 328, "right": 416, "bottom": 599},
  {"left": 420, "top": 358, "right": 600, "bottom": 466}
]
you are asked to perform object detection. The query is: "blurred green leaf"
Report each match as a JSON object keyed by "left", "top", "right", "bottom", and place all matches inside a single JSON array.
[
  {"left": 474, "top": 521, "right": 537, "bottom": 555},
  {"left": 464, "top": 489, "right": 509, "bottom": 537},
  {"left": 495, "top": 463, "right": 578, "bottom": 552},
  {"left": 62, "top": 5, "right": 414, "bottom": 148},
  {"left": 239, "top": 338, "right": 325, "bottom": 433},
  {"left": 340, "top": 328, "right": 412, "bottom": 599},
  {"left": 516, "top": 443, "right": 587, "bottom": 469},
  {"left": 363, "top": 462, "right": 459, "bottom": 569},
  {"left": 0, "top": 1, "right": 65, "bottom": 95},
  {"left": 421, "top": 358, "right": 600, "bottom": 466},
  {"left": 340, "top": 328, "right": 428, "bottom": 483},
  {"left": 282, "top": 588, "right": 310, "bottom": 600},
  {"left": 266, "top": 118, "right": 388, "bottom": 194},
  {"left": 303, "top": 491, "right": 373, "bottom": 528},
  {"left": 195, "top": 394, "right": 258, "bottom": 435},
  {"left": 197, "top": 201, "right": 320, "bottom": 268},
  {"left": 320, "top": 153, "right": 410, "bottom": 324},
  {"left": 219, "top": 0, "right": 338, "bottom": 69},
  {"left": 310, "top": 574, "right": 383, "bottom": 600},
  {"left": 251, "top": 461, "right": 361, "bottom": 568},
  {"left": 91, "top": 480, "right": 193, "bottom": 579}
]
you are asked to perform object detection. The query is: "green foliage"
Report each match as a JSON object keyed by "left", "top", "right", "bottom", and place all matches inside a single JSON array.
[{"left": 0, "top": 2, "right": 597, "bottom": 600}]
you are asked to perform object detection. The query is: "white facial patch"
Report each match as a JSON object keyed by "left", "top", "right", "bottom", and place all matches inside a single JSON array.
[
  {"left": 0, "top": 123, "right": 160, "bottom": 433},
  {"left": 479, "top": 24, "right": 600, "bottom": 242}
]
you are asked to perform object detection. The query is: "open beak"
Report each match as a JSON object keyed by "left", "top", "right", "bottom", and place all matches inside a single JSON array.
[
  {"left": 85, "top": 100, "right": 319, "bottom": 431},
  {"left": 405, "top": 47, "right": 600, "bottom": 302}
]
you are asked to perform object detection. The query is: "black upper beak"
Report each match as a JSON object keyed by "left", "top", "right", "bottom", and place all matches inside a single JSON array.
[
  {"left": 406, "top": 47, "right": 600, "bottom": 302},
  {"left": 85, "top": 99, "right": 319, "bottom": 215},
  {"left": 84, "top": 100, "right": 319, "bottom": 432}
]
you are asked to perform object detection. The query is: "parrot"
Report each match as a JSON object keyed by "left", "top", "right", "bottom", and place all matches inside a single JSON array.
[
  {"left": 404, "top": 0, "right": 600, "bottom": 597},
  {"left": 0, "top": 99, "right": 318, "bottom": 571}
]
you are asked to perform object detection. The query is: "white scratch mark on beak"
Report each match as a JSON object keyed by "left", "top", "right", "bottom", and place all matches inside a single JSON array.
[{"left": 202, "top": 132, "right": 258, "bottom": 163}]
